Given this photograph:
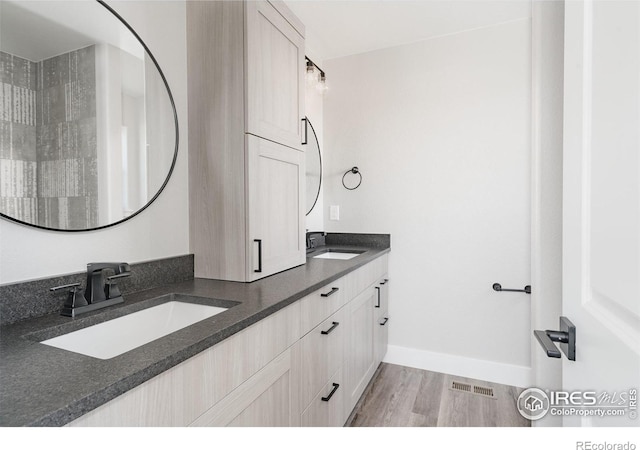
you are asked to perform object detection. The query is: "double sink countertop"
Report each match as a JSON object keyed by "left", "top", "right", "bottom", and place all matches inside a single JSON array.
[{"left": 0, "top": 242, "right": 389, "bottom": 427}]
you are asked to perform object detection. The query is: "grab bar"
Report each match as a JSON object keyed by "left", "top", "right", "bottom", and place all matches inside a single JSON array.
[{"left": 492, "top": 283, "right": 531, "bottom": 294}]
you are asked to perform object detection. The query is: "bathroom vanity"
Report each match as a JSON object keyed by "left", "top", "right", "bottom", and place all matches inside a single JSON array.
[{"left": 0, "top": 236, "right": 389, "bottom": 427}]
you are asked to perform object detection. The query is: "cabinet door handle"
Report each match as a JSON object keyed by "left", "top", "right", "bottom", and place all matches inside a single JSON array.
[
  {"left": 380, "top": 278, "right": 389, "bottom": 285},
  {"left": 380, "top": 317, "right": 389, "bottom": 326},
  {"left": 254, "top": 239, "right": 262, "bottom": 273},
  {"left": 320, "top": 287, "right": 339, "bottom": 297},
  {"left": 375, "top": 286, "right": 381, "bottom": 308},
  {"left": 321, "top": 321, "right": 340, "bottom": 335},
  {"left": 321, "top": 383, "right": 340, "bottom": 402},
  {"left": 301, "top": 118, "right": 308, "bottom": 145}
]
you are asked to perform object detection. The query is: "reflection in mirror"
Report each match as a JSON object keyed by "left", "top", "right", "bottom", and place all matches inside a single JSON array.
[
  {"left": 304, "top": 117, "right": 321, "bottom": 215},
  {"left": 0, "top": 0, "right": 177, "bottom": 231}
]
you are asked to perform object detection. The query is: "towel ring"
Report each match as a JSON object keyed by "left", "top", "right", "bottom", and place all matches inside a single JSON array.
[{"left": 342, "top": 167, "right": 362, "bottom": 190}]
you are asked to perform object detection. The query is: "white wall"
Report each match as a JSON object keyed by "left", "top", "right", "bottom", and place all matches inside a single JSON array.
[
  {"left": 0, "top": 1, "right": 189, "bottom": 284},
  {"left": 323, "top": 19, "right": 532, "bottom": 386}
]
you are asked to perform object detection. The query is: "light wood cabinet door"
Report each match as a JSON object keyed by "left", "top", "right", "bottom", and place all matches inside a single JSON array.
[
  {"left": 299, "top": 308, "right": 345, "bottom": 410},
  {"left": 373, "top": 276, "right": 389, "bottom": 366},
  {"left": 344, "top": 286, "right": 377, "bottom": 418},
  {"left": 374, "top": 313, "right": 389, "bottom": 367},
  {"left": 190, "top": 349, "right": 298, "bottom": 427},
  {"left": 247, "top": 135, "right": 305, "bottom": 280},
  {"left": 300, "top": 368, "right": 344, "bottom": 427},
  {"left": 245, "top": 0, "right": 305, "bottom": 150}
]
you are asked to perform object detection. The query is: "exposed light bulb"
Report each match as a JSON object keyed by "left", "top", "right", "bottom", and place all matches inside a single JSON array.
[
  {"left": 306, "top": 61, "right": 317, "bottom": 85},
  {"left": 316, "top": 73, "right": 328, "bottom": 94}
]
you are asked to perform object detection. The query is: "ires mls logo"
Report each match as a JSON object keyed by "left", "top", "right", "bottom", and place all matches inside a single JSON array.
[
  {"left": 517, "top": 388, "right": 550, "bottom": 420},
  {"left": 517, "top": 388, "right": 638, "bottom": 421}
]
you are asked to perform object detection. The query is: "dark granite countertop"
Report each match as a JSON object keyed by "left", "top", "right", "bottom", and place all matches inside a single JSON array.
[{"left": 0, "top": 242, "right": 389, "bottom": 427}]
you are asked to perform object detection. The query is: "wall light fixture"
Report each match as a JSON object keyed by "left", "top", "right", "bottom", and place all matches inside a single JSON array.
[{"left": 306, "top": 56, "right": 327, "bottom": 94}]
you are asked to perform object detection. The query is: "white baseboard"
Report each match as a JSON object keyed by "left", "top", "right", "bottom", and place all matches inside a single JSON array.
[{"left": 383, "top": 345, "right": 532, "bottom": 388}]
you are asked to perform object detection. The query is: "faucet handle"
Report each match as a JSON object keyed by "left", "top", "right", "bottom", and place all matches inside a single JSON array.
[
  {"left": 106, "top": 272, "right": 131, "bottom": 282},
  {"left": 116, "top": 262, "right": 131, "bottom": 274},
  {"left": 50, "top": 282, "right": 81, "bottom": 292},
  {"left": 50, "top": 282, "right": 89, "bottom": 309},
  {"left": 104, "top": 266, "right": 131, "bottom": 300}
]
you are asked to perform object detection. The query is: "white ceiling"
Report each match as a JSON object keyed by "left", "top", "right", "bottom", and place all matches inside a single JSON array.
[
  {"left": 284, "top": 0, "right": 532, "bottom": 62},
  {"left": 1, "top": 0, "right": 143, "bottom": 62}
]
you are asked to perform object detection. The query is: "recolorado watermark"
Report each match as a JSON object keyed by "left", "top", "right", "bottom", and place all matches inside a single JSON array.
[
  {"left": 576, "top": 442, "right": 636, "bottom": 450},
  {"left": 516, "top": 387, "right": 638, "bottom": 421}
]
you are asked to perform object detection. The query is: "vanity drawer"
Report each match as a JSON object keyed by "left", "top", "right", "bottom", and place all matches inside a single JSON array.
[
  {"left": 341, "top": 253, "right": 388, "bottom": 300},
  {"left": 301, "top": 367, "right": 344, "bottom": 427},
  {"left": 300, "top": 278, "right": 346, "bottom": 335},
  {"left": 299, "top": 307, "right": 345, "bottom": 409}
]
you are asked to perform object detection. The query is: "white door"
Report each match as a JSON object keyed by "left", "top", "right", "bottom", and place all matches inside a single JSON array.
[{"left": 563, "top": 0, "right": 640, "bottom": 426}]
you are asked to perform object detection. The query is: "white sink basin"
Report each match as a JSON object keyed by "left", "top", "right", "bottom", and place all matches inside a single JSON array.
[
  {"left": 41, "top": 301, "right": 227, "bottom": 359},
  {"left": 313, "top": 252, "right": 362, "bottom": 260}
]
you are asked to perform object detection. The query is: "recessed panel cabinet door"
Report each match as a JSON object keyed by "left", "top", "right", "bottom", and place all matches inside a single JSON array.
[
  {"left": 245, "top": 0, "right": 304, "bottom": 149},
  {"left": 344, "top": 286, "right": 377, "bottom": 418},
  {"left": 374, "top": 313, "right": 389, "bottom": 367},
  {"left": 373, "top": 277, "right": 390, "bottom": 366},
  {"left": 189, "top": 349, "right": 297, "bottom": 427},
  {"left": 247, "top": 135, "right": 305, "bottom": 281}
]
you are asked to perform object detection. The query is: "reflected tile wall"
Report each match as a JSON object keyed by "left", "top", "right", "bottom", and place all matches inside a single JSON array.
[
  {"left": 36, "top": 45, "right": 97, "bottom": 229},
  {"left": 0, "top": 52, "right": 37, "bottom": 223},
  {"left": 0, "top": 47, "right": 98, "bottom": 228}
]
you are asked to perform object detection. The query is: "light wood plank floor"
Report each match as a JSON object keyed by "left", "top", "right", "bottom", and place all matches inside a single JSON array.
[{"left": 347, "top": 363, "right": 530, "bottom": 427}]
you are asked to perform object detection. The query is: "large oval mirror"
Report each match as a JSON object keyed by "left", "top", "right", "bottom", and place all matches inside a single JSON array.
[
  {"left": 0, "top": 0, "right": 178, "bottom": 231},
  {"left": 304, "top": 117, "right": 321, "bottom": 215}
]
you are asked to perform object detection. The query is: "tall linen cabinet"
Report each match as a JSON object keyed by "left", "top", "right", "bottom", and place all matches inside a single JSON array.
[{"left": 187, "top": 0, "right": 306, "bottom": 282}]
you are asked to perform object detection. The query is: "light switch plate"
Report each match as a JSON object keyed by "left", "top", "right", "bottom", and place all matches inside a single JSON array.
[{"left": 329, "top": 205, "right": 340, "bottom": 221}]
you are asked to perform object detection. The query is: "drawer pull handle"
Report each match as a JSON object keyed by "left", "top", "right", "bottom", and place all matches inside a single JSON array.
[
  {"left": 375, "top": 286, "right": 381, "bottom": 308},
  {"left": 321, "top": 321, "right": 340, "bottom": 335},
  {"left": 254, "top": 239, "right": 262, "bottom": 273},
  {"left": 380, "top": 278, "right": 389, "bottom": 285},
  {"left": 302, "top": 118, "right": 308, "bottom": 145},
  {"left": 321, "top": 383, "right": 340, "bottom": 402},
  {"left": 380, "top": 317, "right": 389, "bottom": 326},
  {"left": 320, "top": 287, "right": 339, "bottom": 297}
]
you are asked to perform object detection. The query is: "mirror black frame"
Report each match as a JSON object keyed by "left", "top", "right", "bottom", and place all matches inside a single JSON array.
[
  {"left": 304, "top": 116, "right": 322, "bottom": 216},
  {"left": 0, "top": 0, "right": 179, "bottom": 232}
]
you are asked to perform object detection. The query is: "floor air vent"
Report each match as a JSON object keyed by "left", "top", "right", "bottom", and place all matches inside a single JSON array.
[
  {"left": 473, "top": 385, "right": 495, "bottom": 398},
  {"left": 450, "top": 381, "right": 496, "bottom": 399},
  {"left": 450, "top": 381, "right": 472, "bottom": 393}
]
